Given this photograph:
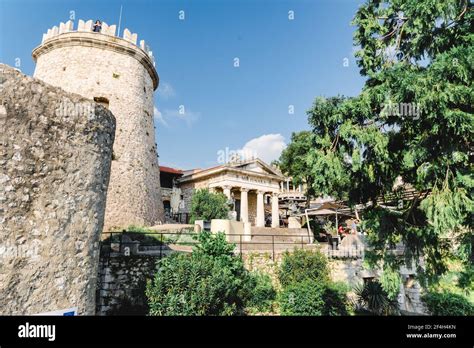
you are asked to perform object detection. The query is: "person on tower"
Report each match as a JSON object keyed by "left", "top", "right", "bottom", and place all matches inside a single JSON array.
[{"left": 92, "top": 20, "right": 102, "bottom": 32}]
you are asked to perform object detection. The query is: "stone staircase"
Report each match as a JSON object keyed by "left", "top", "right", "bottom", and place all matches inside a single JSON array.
[
  {"left": 237, "top": 227, "right": 316, "bottom": 253},
  {"left": 250, "top": 227, "right": 312, "bottom": 242}
]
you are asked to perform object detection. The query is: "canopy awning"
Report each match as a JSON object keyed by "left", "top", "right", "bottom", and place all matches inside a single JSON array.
[{"left": 302, "top": 201, "right": 355, "bottom": 217}]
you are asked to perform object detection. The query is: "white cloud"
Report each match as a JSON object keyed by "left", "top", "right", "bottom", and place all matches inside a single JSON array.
[
  {"left": 239, "top": 134, "right": 286, "bottom": 164},
  {"left": 153, "top": 106, "right": 200, "bottom": 127},
  {"left": 157, "top": 82, "right": 176, "bottom": 100},
  {"left": 153, "top": 106, "right": 168, "bottom": 126}
]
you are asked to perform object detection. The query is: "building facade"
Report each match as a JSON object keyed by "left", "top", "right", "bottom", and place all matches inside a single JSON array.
[
  {"left": 159, "top": 166, "right": 183, "bottom": 218},
  {"left": 176, "top": 159, "right": 286, "bottom": 227}
]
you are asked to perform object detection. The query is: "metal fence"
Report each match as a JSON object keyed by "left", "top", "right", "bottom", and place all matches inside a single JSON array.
[
  {"left": 97, "top": 230, "right": 365, "bottom": 314},
  {"left": 100, "top": 230, "right": 365, "bottom": 261},
  {"left": 321, "top": 245, "right": 365, "bottom": 259}
]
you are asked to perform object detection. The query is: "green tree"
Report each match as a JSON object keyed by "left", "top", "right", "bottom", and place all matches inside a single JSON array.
[
  {"left": 190, "top": 189, "right": 230, "bottom": 223},
  {"left": 300, "top": 0, "right": 473, "bottom": 284},
  {"left": 278, "top": 131, "right": 316, "bottom": 206}
]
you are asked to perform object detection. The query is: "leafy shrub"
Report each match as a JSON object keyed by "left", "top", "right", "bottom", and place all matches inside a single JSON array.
[
  {"left": 278, "top": 249, "right": 330, "bottom": 287},
  {"left": 190, "top": 189, "right": 230, "bottom": 223},
  {"left": 246, "top": 272, "right": 276, "bottom": 312},
  {"left": 422, "top": 292, "right": 474, "bottom": 316},
  {"left": 353, "top": 280, "right": 399, "bottom": 315},
  {"left": 146, "top": 231, "right": 252, "bottom": 316},
  {"left": 146, "top": 253, "right": 246, "bottom": 315},
  {"left": 193, "top": 230, "right": 235, "bottom": 258},
  {"left": 320, "top": 281, "right": 351, "bottom": 316},
  {"left": 279, "top": 280, "right": 349, "bottom": 316}
]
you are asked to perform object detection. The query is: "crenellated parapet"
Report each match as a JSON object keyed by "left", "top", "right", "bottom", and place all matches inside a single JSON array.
[{"left": 40, "top": 19, "right": 155, "bottom": 66}]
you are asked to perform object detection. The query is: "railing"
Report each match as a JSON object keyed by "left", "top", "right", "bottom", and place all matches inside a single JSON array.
[
  {"left": 100, "top": 230, "right": 366, "bottom": 261},
  {"left": 321, "top": 245, "right": 365, "bottom": 259},
  {"left": 96, "top": 230, "right": 368, "bottom": 315}
]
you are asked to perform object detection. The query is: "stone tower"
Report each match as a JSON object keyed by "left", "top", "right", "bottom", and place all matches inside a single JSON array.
[{"left": 32, "top": 20, "right": 164, "bottom": 230}]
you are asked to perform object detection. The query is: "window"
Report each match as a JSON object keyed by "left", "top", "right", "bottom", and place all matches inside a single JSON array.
[{"left": 94, "top": 96, "right": 109, "bottom": 109}]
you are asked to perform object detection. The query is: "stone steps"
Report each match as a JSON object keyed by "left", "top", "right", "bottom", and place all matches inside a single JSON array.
[
  {"left": 237, "top": 242, "right": 318, "bottom": 252},
  {"left": 251, "top": 227, "right": 309, "bottom": 236},
  {"left": 250, "top": 226, "right": 312, "bottom": 244},
  {"left": 250, "top": 235, "right": 311, "bottom": 243}
]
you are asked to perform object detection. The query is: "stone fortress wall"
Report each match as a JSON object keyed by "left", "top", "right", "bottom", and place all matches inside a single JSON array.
[
  {"left": 32, "top": 19, "right": 164, "bottom": 231},
  {"left": 0, "top": 65, "right": 115, "bottom": 314}
]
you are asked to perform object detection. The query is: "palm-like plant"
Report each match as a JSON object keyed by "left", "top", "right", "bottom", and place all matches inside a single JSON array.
[{"left": 353, "top": 280, "right": 400, "bottom": 316}]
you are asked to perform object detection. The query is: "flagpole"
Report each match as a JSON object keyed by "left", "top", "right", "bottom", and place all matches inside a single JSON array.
[{"left": 117, "top": 5, "right": 123, "bottom": 35}]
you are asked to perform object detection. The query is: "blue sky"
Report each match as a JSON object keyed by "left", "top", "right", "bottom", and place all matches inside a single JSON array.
[{"left": 0, "top": 0, "right": 366, "bottom": 169}]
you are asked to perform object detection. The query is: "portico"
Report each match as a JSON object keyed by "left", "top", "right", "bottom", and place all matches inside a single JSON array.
[
  {"left": 210, "top": 186, "right": 280, "bottom": 228},
  {"left": 178, "top": 159, "right": 284, "bottom": 227}
]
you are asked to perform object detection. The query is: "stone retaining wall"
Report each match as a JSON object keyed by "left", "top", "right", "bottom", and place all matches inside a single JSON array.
[
  {"left": 96, "top": 245, "right": 428, "bottom": 315},
  {"left": 96, "top": 253, "right": 157, "bottom": 315}
]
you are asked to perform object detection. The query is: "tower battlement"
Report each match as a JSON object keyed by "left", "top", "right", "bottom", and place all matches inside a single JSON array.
[
  {"left": 41, "top": 20, "right": 154, "bottom": 60},
  {"left": 33, "top": 19, "right": 158, "bottom": 89}
]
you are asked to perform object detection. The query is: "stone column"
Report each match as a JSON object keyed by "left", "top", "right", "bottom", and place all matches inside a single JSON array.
[
  {"left": 271, "top": 192, "right": 280, "bottom": 228},
  {"left": 223, "top": 185, "right": 232, "bottom": 199},
  {"left": 240, "top": 188, "right": 249, "bottom": 223},
  {"left": 256, "top": 190, "right": 265, "bottom": 227}
]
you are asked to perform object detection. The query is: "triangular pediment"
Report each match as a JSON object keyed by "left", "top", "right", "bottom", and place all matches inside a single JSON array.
[{"left": 229, "top": 158, "right": 283, "bottom": 177}]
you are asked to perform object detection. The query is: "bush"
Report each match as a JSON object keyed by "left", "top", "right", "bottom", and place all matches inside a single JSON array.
[
  {"left": 326, "top": 281, "right": 352, "bottom": 314},
  {"left": 193, "top": 230, "right": 235, "bottom": 258},
  {"left": 422, "top": 292, "right": 474, "bottom": 316},
  {"left": 146, "top": 253, "right": 246, "bottom": 315},
  {"left": 279, "top": 280, "right": 350, "bottom": 316},
  {"left": 246, "top": 272, "right": 276, "bottom": 312},
  {"left": 278, "top": 249, "right": 330, "bottom": 287},
  {"left": 146, "top": 231, "right": 252, "bottom": 316},
  {"left": 190, "top": 189, "right": 230, "bottom": 223}
]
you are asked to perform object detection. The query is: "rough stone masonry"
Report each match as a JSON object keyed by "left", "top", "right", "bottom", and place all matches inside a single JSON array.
[
  {"left": 0, "top": 64, "right": 115, "bottom": 315},
  {"left": 32, "top": 20, "right": 165, "bottom": 231}
]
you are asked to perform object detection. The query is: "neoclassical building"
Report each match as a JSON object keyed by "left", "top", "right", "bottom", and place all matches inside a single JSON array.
[{"left": 177, "top": 159, "right": 285, "bottom": 227}]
